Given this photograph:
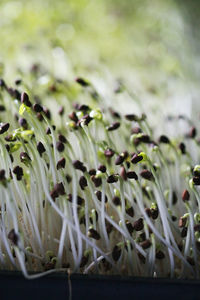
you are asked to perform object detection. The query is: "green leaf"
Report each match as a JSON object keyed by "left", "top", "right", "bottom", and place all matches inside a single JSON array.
[
  {"left": 19, "top": 103, "right": 31, "bottom": 116},
  {"left": 21, "top": 130, "right": 34, "bottom": 140},
  {"left": 19, "top": 103, "right": 26, "bottom": 116},
  {"left": 9, "top": 142, "right": 22, "bottom": 153}
]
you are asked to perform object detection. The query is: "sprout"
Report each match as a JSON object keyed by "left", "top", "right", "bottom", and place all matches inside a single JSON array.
[{"left": 0, "top": 74, "right": 199, "bottom": 282}]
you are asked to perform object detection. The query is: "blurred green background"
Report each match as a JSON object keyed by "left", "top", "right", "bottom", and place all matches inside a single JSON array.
[{"left": 0, "top": 0, "right": 199, "bottom": 116}]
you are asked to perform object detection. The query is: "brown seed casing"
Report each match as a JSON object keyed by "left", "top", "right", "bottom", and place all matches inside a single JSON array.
[{"left": 88, "top": 228, "right": 101, "bottom": 240}]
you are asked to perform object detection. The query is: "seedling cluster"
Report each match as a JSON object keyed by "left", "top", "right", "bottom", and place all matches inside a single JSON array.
[{"left": 0, "top": 75, "right": 199, "bottom": 279}]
